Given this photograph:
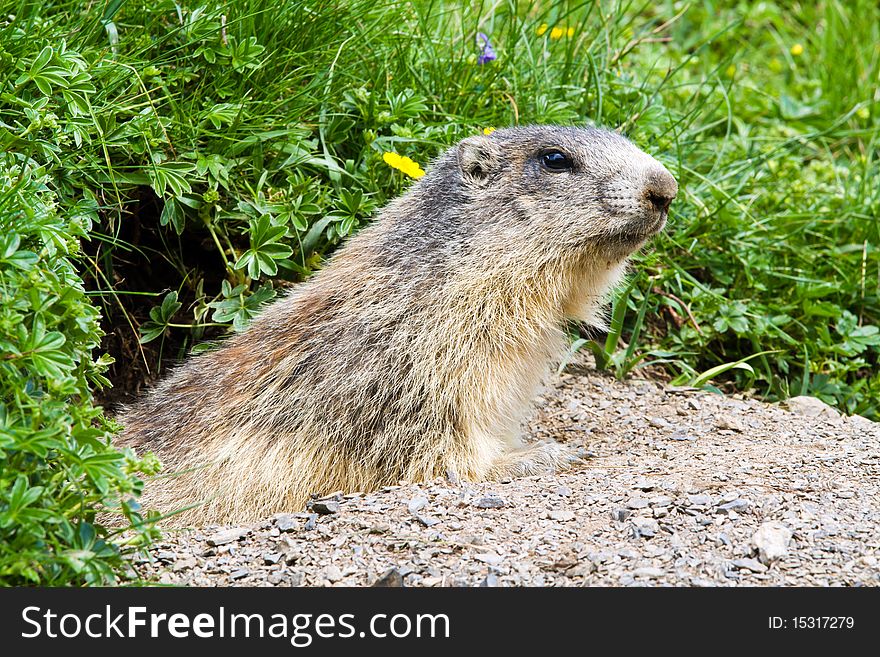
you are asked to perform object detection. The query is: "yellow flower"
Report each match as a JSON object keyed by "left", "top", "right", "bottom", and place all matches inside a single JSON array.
[
  {"left": 567, "top": 27, "right": 574, "bottom": 38},
  {"left": 536, "top": 23, "right": 548, "bottom": 36},
  {"left": 724, "top": 64, "right": 736, "bottom": 78},
  {"left": 483, "top": 126, "right": 496, "bottom": 135},
  {"left": 790, "top": 43, "right": 803, "bottom": 56},
  {"left": 550, "top": 26, "right": 564, "bottom": 39},
  {"left": 383, "top": 151, "right": 425, "bottom": 179}
]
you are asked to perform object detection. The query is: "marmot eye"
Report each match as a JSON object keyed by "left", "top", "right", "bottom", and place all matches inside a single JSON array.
[{"left": 541, "top": 150, "right": 573, "bottom": 171}]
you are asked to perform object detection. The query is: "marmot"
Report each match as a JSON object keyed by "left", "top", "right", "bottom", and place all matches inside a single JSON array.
[{"left": 120, "top": 125, "right": 677, "bottom": 525}]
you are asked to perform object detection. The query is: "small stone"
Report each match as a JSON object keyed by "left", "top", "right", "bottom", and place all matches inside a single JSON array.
[
  {"left": 732, "top": 558, "right": 767, "bottom": 573},
  {"left": 631, "top": 517, "right": 659, "bottom": 538},
  {"left": 407, "top": 496, "right": 428, "bottom": 514},
  {"left": 283, "top": 548, "right": 302, "bottom": 565},
  {"left": 474, "top": 495, "right": 505, "bottom": 509},
  {"left": 263, "top": 552, "right": 283, "bottom": 565},
  {"left": 206, "top": 527, "right": 250, "bottom": 546},
  {"left": 612, "top": 508, "right": 631, "bottom": 522},
  {"left": 276, "top": 514, "right": 298, "bottom": 532},
  {"left": 474, "top": 552, "right": 503, "bottom": 566},
  {"left": 414, "top": 514, "right": 440, "bottom": 527},
  {"left": 548, "top": 510, "right": 575, "bottom": 522},
  {"left": 372, "top": 568, "right": 404, "bottom": 587},
  {"left": 230, "top": 568, "right": 250, "bottom": 580},
  {"left": 303, "top": 514, "right": 318, "bottom": 531},
  {"left": 648, "top": 417, "right": 670, "bottom": 428},
  {"left": 554, "top": 485, "right": 572, "bottom": 497},
  {"left": 785, "top": 396, "right": 839, "bottom": 419},
  {"left": 718, "top": 499, "right": 750, "bottom": 513},
  {"left": 172, "top": 557, "right": 197, "bottom": 572},
  {"left": 633, "top": 567, "right": 664, "bottom": 578},
  {"left": 479, "top": 573, "right": 499, "bottom": 587},
  {"left": 752, "top": 521, "right": 793, "bottom": 564},
  {"left": 567, "top": 563, "right": 597, "bottom": 578},
  {"left": 649, "top": 496, "right": 673, "bottom": 507},
  {"left": 627, "top": 497, "right": 650, "bottom": 509},
  {"left": 835, "top": 491, "right": 855, "bottom": 499},
  {"left": 155, "top": 550, "right": 176, "bottom": 562},
  {"left": 311, "top": 500, "right": 340, "bottom": 515},
  {"left": 323, "top": 565, "right": 343, "bottom": 583},
  {"left": 687, "top": 494, "right": 713, "bottom": 507},
  {"left": 715, "top": 415, "right": 745, "bottom": 432},
  {"left": 669, "top": 428, "right": 696, "bottom": 441},
  {"left": 445, "top": 469, "right": 460, "bottom": 485}
]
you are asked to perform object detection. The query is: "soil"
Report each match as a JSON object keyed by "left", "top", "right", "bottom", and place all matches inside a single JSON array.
[{"left": 132, "top": 357, "right": 880, "bottom": 587}]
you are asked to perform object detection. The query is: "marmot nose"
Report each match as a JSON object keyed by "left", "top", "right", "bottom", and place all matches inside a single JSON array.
[{"left": 645, "top": 168, "right": 678, "bottom": 213}]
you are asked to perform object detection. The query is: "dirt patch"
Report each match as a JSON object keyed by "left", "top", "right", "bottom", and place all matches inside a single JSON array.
[{"left": 133, "top": 362, "right": 880, "bottom": 586}]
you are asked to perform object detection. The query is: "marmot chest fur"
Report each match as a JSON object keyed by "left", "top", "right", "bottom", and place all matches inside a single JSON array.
[{"left": 120, "top": 125, "right": 677, "bottom": 525}]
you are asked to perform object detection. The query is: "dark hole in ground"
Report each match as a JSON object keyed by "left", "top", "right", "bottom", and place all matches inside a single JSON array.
[{"left": 79, "top": 188, "right": 229, "bottom": 414}]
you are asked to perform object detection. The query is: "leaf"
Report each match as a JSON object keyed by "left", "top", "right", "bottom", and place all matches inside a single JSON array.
[
  {"left": 159, "top": 197, "right": 186, "bottom": 234},
  {"left": 149, "top": 162, "right": 195, "bottom": 197},
  {"left": 30, "top": 46, "right": 53, "bottom": 76},
  {"left": 691, "top": 350, "right": 779, "bottom": 388}
]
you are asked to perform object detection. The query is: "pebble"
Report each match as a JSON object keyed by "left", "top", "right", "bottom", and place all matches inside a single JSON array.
[
  {"left": 474, "top": 552, "right": 503, "bottom": 566},
  {"left": 407, "top": 496, "right": 428, "bottom": 513},
  {"left": 263, "top": 552, "right": 282, "bottom": 565},
  {"left": 611, "top": 508, "right": 631, "bottom": 522},
  {"left": 732, "top": 558, "right": 767, "bottom": 573},
  {"left": 633, "top": 567, "right": 664, "bottom": 578},
  {"left": 752, "top": 521, "right": 793, "bottom": 564},
  {"left": 311, "top": 500, "right": 340, "bottom": 515},
  {"left": 687, "top": 494, "right": 713, "bottom": 507},
  {"left": 230, "top": 568, "right": 250, "bottom": 580},
  {"left": 303, "top": 514, "right": 318, "bottom": 531},
  {"left": 631, "top": 517, "right": 660, "bottom": 538},
  {"left": 479, "top": 573, "right": 499, "bottom": 587},
  {"left": 323, "top": 566, "right": 343, "bottom": 582},
  {"left": 275, "top": 514, "right": 298, "bottom": 532},
  {"left": 414, "top": 514, "right": 440, "bottom": 527},
  {"left": 718, "top": 499, "right": 749, "bottom": 513},
  {"left": 785, "top": 396, "right": 840, "bottom": 419},
  {"left": 548, "top": 510, "right": 575, "bottom": 522},
  {"left": 372, "top": 568, "right": 404, "bottom": 587},
  {"left": 206, "top": 527, "right": 251, "bottom": 546},
  {"left": 669, "top": 428, "right": 696, "bottom": 441},
  {"left": 474, "top": 495, "right": 506, "bottom": 509},
  {"left": 172, "top": 557, "right": 197, "bottom": 572}
]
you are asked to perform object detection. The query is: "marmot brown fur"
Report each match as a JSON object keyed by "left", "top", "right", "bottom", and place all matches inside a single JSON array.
[{"left": 119, "top": 125, "right": 677, "bottom": 525}]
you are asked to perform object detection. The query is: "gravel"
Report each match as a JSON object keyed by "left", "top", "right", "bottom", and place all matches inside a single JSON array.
[{"left": 133, "top": 362, "right": 880, "bottom": 587}]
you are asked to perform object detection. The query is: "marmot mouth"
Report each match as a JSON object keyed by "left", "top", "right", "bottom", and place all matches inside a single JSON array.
[{"left": 614, "top": 210, "right": 667, "bottom": 242}]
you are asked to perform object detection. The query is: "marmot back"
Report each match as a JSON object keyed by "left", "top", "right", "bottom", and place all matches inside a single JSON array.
[{"left": 119, "top": 125, "right": 677, "bottom": 525}]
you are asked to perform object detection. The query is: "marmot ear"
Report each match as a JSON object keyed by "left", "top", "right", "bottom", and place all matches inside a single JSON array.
[{"left": 457, "top": 135, "right": 503, "bottom": 187}]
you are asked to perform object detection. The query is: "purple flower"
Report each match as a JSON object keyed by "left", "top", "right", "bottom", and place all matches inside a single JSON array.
[{"left": 476, "top": 32, "right": 496, "bottom": 65}]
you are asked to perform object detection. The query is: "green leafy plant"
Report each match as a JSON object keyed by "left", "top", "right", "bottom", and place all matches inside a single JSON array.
[{"left": 0, "top": 160, "right": 159, "bottom": 586}]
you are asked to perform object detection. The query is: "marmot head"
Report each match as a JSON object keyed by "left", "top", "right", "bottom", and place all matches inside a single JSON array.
[{"left": 452, "top": 125, "right": 677, "bottom": 261}]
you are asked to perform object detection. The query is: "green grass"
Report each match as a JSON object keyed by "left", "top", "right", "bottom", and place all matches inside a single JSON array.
[{"left": 1, "top": 0, "right": 879, "bottom": 582}]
